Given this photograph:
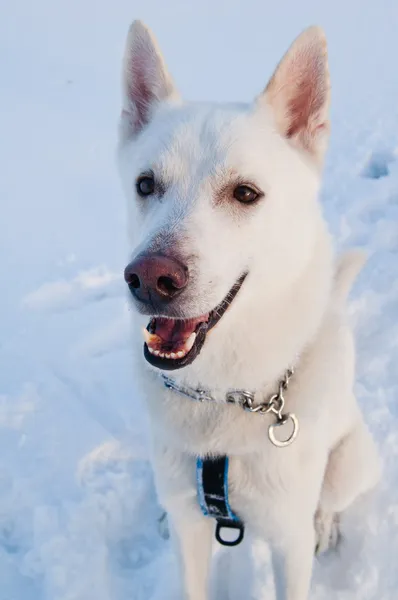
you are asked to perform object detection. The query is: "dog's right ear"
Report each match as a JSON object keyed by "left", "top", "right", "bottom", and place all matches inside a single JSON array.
[{"left": 120, "top": 21, "right": 179, "bottom": 140}]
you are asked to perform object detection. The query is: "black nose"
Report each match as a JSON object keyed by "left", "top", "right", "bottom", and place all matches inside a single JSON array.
[{"left": 124, "top": 254, "right": 189, "bottom": 305}]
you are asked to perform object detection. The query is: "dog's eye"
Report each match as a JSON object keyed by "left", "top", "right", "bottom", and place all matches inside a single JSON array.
[
  {"left": 136, "top": 174, "right": 155, "bottom": 197},
  {"left": 233, "top": 185, "right": 259, "bottom": 204}
]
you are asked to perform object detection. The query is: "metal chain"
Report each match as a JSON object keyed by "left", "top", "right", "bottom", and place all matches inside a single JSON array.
[
  {"left": 242, "top": 367, "right": 298, "bottom": 447},
  {"left": 162, "top": 367, "right": 299, "bottom": 447},
  {"left": 242, "top": 368, "right": 294, "bottom": 420}
]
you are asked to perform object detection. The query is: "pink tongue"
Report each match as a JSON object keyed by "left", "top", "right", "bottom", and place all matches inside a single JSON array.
[{"left": 153, "top": 316, "right": 208, "bottom": 343}]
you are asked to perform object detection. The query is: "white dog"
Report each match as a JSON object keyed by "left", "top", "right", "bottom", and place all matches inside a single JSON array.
[{"left": 117, "top": 20, "right": 380, "bottom": 600}]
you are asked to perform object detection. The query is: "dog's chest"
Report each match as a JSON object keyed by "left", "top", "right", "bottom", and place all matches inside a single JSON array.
[
  {"left": 151, "top": 415, "right": 330, "bottom": 539},
  {"left": 143, "top": 312, "right": 356, "bottom": 527}
]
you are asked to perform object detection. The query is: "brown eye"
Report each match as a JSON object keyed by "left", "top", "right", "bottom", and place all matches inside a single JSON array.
[
  {"left": 233, "top": 185, "right": 260, "bottom": 204},
  {"left": 136, "top": 174, "right": 155, "bottom": 197}
]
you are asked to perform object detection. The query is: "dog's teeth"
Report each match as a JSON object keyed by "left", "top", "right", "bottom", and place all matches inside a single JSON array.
[
  {"left": 144, "top": 329, "right": 196, "bottom": 360},
  {"left": 184, "top": 332, "right": 196, "bottom": 352},
  {"left": 142, "top": 328, "right": 161, "bottom": 347},
  {"left": 142, "top": 328, "right": 152, "bottom": 344}
]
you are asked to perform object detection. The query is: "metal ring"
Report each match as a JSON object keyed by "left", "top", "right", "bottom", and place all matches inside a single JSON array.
[{"left": 268, "top": 413, "right": 299, "bottom": 447}]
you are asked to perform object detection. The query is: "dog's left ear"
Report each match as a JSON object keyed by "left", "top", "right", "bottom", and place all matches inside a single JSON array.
[
  {"left": 259, "top": 26, "right": 330, "bottom": 166},
  {"left": 120, "top": 20, "right": 179, "bottom": 140}
]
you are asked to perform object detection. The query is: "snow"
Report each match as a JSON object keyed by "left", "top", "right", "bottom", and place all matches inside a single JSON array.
[{"left": 1, "top": 0, "right": 398, "bottom": 598}]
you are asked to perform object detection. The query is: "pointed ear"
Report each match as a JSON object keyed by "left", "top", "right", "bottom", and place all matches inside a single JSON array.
[
  {"left": 259, "top": 26, "right": 330, "bottom": 165},
  {"left": 120, "top": 20, "right": 179, "bottom": 139}
]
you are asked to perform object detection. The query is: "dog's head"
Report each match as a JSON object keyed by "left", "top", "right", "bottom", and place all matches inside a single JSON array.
[{"left": 117, "top": 21, "right": 331, "bottom": 372}]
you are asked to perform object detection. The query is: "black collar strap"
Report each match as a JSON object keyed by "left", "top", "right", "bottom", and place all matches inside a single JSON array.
[{"left": 196, "top": 455, "right": 244, "bottom": 546}]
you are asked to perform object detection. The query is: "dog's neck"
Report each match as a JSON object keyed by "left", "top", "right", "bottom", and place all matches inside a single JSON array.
[{"left": 169, "top": 231, "right": 334, "bottom": 398}]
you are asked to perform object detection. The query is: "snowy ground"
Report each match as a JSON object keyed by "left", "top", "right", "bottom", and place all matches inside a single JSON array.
[{"left": 1, "top": 1, "right": 398, "bottom": 598}]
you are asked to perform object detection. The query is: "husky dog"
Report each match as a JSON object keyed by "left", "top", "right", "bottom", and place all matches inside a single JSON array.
[{"left": 117, "top": 20, "right": 380, "bottom": 600}]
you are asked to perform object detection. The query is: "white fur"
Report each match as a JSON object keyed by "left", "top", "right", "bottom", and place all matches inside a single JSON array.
[{"left": 117, "top": 21, "right": 380, "bottom": 600}]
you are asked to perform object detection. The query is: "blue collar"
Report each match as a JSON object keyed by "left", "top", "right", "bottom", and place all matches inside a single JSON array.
[{"left": 196, "top": 455, "right": 244, "bottom": 546}]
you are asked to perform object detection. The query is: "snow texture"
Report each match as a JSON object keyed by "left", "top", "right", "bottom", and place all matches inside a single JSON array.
[{"left": 1, "top": 0, "right": 398, "bottom": 598}]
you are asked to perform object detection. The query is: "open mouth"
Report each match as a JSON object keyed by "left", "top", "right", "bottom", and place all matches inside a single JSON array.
[{"left": 142, "top": 273, "right": 248, "bottom": 370}]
